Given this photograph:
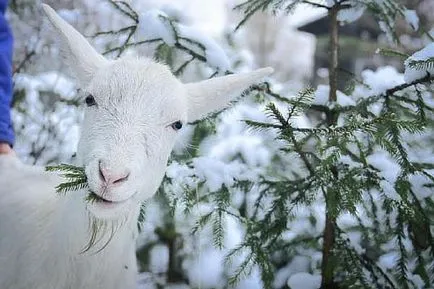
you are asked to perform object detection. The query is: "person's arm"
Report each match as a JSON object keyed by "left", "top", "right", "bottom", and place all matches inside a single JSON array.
[{"left": 0, "top": 0, "right": 14, "bottom": 154}]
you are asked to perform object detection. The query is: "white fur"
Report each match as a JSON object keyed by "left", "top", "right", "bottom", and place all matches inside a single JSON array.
[{"left": 0, "top": 4, "right": 273, "bottom": 289}]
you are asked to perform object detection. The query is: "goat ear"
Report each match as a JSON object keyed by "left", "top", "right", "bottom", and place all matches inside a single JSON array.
[
  {"left": 42, "top": 4, "right": 108, "bottom": 85},
  {"left": 184, "top": 67, "right": 273, "bottom": 122}
]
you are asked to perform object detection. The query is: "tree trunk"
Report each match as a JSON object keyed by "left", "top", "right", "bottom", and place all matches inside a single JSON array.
[{"left": 321, "top": 5, "right": 339, "bottom": 289}]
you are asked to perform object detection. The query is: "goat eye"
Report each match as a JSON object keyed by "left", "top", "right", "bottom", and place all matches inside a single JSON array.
[
  {"left": 171, "top": 121, "right": 183, "bottom": 131},
  {"left": 85, "top": 94, "right": 96, "bottom": 107}
]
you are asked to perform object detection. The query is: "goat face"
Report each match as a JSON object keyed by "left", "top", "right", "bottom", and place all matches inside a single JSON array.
[
  {"left": 42, "top": 4, "right": 273, "bottom": 220},
  {"left": 78, "top": 60, "right": 188, "bottom": 218}
]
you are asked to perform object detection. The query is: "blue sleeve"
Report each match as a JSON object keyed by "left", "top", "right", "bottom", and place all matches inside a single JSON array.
[{"left": 0, "top": 0, "right": 14, "bottom": 146}]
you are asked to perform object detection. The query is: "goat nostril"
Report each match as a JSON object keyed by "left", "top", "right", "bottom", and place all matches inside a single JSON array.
[
  {"left": 98, "top": 160, "right": 129, "bottom": 185},
  {"left": 113, "top": 173, "right": 130, "bottom": 184},
  {"left": 98, "top": 160, "right": 106, "bottom": 182}
]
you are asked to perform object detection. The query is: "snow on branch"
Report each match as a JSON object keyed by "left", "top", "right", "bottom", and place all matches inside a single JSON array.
[
  {"left": 137, "top": 10, "right": 231, "bottom": 72},
  {"left": 96, "top": 2, "right": 231, "bottom": 73},
  {"left": 404, "top": 43, "right": 434, "bottom": 83}
]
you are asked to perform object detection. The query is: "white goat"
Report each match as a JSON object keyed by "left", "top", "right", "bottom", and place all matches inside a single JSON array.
[{"left": 0, "top": 4, "right": 272, "bottom": 289}]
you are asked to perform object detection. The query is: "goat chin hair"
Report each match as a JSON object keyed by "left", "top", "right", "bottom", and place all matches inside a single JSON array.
[{"left": 81, "top": 212, "right": 128, "bottom": 254}]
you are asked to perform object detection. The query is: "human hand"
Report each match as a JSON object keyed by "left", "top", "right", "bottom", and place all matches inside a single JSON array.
[{"left": 0, "top": 143, "right": 14, "bottom": 155}]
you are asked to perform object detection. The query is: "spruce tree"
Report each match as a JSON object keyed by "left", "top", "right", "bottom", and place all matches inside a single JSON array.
[{"left": 204, "top": 0, "right": 434, "bottom": 288}]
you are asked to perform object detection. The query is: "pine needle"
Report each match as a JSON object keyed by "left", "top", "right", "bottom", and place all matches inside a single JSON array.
[{"left": 46, "top": 163, "right": 89, "bottom": 195}]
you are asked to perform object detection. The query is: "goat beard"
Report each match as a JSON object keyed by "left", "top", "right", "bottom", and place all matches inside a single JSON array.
[{"left": 81, "top": 213, "right": 128, "bottom": 254}]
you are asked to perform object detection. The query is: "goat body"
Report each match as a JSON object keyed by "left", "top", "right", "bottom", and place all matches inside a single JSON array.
[{"left": 0, "top": 155, "right": 138, "bottom": 289}]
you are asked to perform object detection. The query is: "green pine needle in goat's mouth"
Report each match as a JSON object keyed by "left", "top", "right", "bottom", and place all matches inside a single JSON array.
[
  {"left": 46, "top": 163, "right": 94, "bottom": 199},
  {"left": 85, "top": 191, "right": 107, "bottom": 203},
  {"left": 46, "top": 163, "right": 125, "bottom": 204}
]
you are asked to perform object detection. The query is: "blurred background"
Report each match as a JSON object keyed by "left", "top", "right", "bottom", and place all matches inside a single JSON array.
[
  {"left": 5, "top": 0, "right": 434, "bottom": 288},
  {"left": 8, "top": 0, "right": 433, "bottom": 162}
]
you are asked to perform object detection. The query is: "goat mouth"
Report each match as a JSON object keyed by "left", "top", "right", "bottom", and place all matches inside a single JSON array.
[{"left": 86, "top": 191, "right": 121, "bottom": 204}]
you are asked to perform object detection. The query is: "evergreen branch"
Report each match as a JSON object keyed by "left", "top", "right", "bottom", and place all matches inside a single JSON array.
[
  {"left": 338, "top": 239, "right": 379, "bottom": 288},
  {"left": 283, "top": 0, "right": 304, "bottom": 13},
  {"left": 178, "top": 36, "right": 206, "bottom": 54},
  {"left": 393, "top": 95, "right": 434, "bottom": 114},
  {"left": 191, "top": 211, "right": 213, "bottom": 235},
  {"left": 45, "top": 163, "right": 88, "bottom": 195},
  {"left": 289, "top": 120, "right": 377, "bottom": 135},
  {"left": 338, "top": 67, "right": 370, "bottom": 89},
  {"left": 395, "top": 210, "right": 411, "bottom": 288},
  {"left": 174, "top": 57, "right": 195, "bottom": 76},
  {"left": 407, "top": 58, "right": 434, "bottom": 71},
  {"left": 108, "top": 0, "right": 138, "bottom": 22},
  {"left": 252, "top": 82, "right": 289, "bottom": 103},
  {"left": 234, "top": 0, "right": 273, "bottom": 30},
  {"left": 13, "top": 49, "right": 36, "bottom": 75},
  {"left": 261, "top": 104, "right": 318, "bottom": 175},
  {"left": 85, "top": 191, "right": 105, "bottom": 203},
  {"left": 279, "top": 234, "right": 323, "bottom": 252},
  {"left": 93, "top": 25, "right": 136, "bottom": 37},
  {"left": 211, "top": 186, "right": 231, "bottom": 249},
  {"left": 55, "top": 180, "right": 88, "bottom": 194},
  {"left": 234, "top": 0, "right": 269, "bottom": 12},
  {"left": 265, "top": 102, "right": 287, "bottom": 125},
  {"left": 137, "top": 203, "right": 147, "bottom": 232},
  {"left": 252, "top": 184, "right": 270, "bottom": 219},
  {"left": 339, "top": 94, "right": 382, "bottom": 114},
  {"left": 415, "top": 88, "right": 427, "bottom": 122},
  {"left": 219, "top": 208, "right": 250, "bottom": 225},
  {"left": 227, "top": 249, "right": 255, "bottom": 286},
  {"left": 383, "top": 73, "right": 433, "bottom": 97},
  {"left": 103, "top": 39, "right": 163, "bottom": 55},
  {"left": 46, "top": 163, "right": 85, "bottom": 173},
  {"left": 174, "top": 42, "right": 207, "bottom": 63},
  {"left": 288, "top": 87, "right": 315, "bottom": 119},
  {"left": 407, "top": 189, "right": 433, "bottom": 253},
  {"left": 377, "top": 47, "right": 409, "bottom": 60},
  {"left": 252, "top": 83, "right": 326, "bottom": 116},
  {"left": 208, "top": 71, "right": 219, "bottom": 78},
  {"left": 367, "top": 190, "right": 384, "bottom": 244},
  {"left": 336, "top": 228, "right": 398, "bottom": 289},
  {"left": 116, "top": 26, "right": 137, "bottom": 57},
  {"left": 310, "top": 104, "right": 331, "bottom": 114},
  {"left": 302, "top": 0, "right": 330, "bottom": 9},
  {"left": 414, "top": 253, "right": 431, "bottom": 286},
  {"left": 341, "top": 73, "right": 434, "bottom": 114},
  {"left": 420, "top": 170, "right": 434, "bottom": 184},
  {"left": 96, "top": 4, "right": 212, "bottom": 74},
  {"left": 225, "top": 241, "right": 246, "bottom": 264},
  {"left": 257, "top": 114, "right": 399, "bottom": 140},
  {"left": 385, "top": 124, "right": 413, "bottom": 170},
  {"left": 45, "top": 164, "right": 122, "bottom": 211},
  {"left": 254, "top": 246, "right": 274, "bottom": 288},
  {"left": 364, "top": 0, "right": 403, "bottom": 43},
  {"left": 115, "top": 1, "right": 139, "bottom": 22},
  {"left": 423, "top": 29, "right": 434, "bottom": 42},
  {"left": 244, "top": 120, "right": 281, "bottom": 131},
  {"left": 287, "top": 131, "right": 315, "bottom": 175}
]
